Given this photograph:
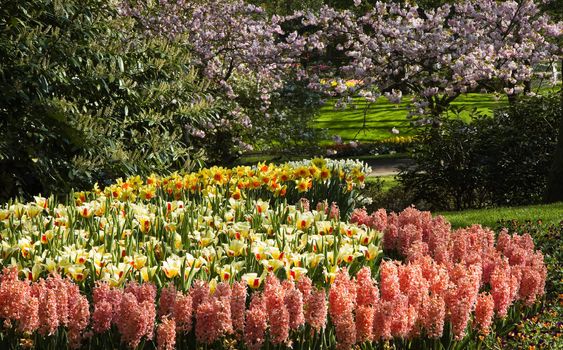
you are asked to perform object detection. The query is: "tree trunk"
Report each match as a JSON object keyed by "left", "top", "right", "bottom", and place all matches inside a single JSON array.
[{"left": 545, "top": 60, "right": 563, "bottom": 203}]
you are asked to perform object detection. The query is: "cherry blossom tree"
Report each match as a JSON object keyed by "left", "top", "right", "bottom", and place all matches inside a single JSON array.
[
  {"left": 302, "top": 0, "right": 561, "bottom": 121},
  {"left": 118, "top": 0, "right": 321, "bottom": 160}
]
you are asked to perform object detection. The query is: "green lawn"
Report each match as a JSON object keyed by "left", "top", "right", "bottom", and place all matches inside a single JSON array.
[
  {"left": 315, "top": 93, "right": 507, "bottom": 142},
  {"left": 366, "top": 175, "right": 398, "bottom": 192},
  {"left": 438, "top": 202, "right": 563, "bottom": 229}
]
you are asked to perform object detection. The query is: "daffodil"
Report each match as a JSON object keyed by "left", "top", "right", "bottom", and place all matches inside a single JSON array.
[{"left": 295, "top": 178, "right": 312, "bottom": 193}]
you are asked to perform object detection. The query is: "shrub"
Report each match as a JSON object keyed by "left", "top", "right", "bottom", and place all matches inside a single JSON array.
[
  {"left": 0, "top": 0, "right": 225, "bottom": 201},
  {"left": 400, "top": 94, "right": 561, "bottom": 210}
]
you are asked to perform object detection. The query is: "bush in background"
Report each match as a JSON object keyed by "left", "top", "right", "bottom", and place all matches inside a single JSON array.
[
  {"left": 0, "top": 0, "right": 226, "bottom": 201},
  {"left": 400, "top": 93, "right": 561, "bottom": 210}
]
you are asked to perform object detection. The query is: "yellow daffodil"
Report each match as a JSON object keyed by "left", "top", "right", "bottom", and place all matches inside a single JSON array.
[{"left": 295, "top": 178, "right": 312, "bottom": 193}]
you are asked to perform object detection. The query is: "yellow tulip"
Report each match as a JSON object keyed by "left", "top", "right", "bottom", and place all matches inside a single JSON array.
[
  {"left": 288, "top": 267, "right": 308, "bottom": 281},
  {"left": 242, "top": 273, "right": 262, "bottom": 289},
  {"left": 162, "top": 257, "right": 181, "bottom": 279},
  {"left": 68, "top": 265, "right": 87, "bottom": 282}
]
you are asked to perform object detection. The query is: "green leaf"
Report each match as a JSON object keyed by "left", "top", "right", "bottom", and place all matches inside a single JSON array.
[{"left": 117, "top": 57, "right": 124, "bottom": 73}]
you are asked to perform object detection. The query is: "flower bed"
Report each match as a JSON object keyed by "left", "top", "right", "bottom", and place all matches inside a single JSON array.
[{"left": 0, "top": 161, "right": 548, "bottom": 349}]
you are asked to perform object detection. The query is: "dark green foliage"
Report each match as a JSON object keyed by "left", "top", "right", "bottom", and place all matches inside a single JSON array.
[
  {"left": 0, "top": 0, "right": 223, "bottom": 201},
  {"left": 545, "top": 91, "right": 563, "bottom": 202},
  {"left": 400, "top": 93, "right": 561, "bottom": 210},
  {"left": 248, "top": 79, "right": 326, "bottom": 157}
]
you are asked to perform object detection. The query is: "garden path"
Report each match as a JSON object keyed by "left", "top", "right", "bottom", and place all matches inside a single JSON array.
[{"left": 364, "top": 158, "right": 414, "bottom": 176}]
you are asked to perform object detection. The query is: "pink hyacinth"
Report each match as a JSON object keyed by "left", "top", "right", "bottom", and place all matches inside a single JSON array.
[
  {"left": 92, "top": 282, "right": 122, "bottom": 324},
  {"left": 355, "top": 306, "right": 374, "bottom": 342},
  {"left": 518, "top": 252, "right": 547, "bottom": 305},
  {"left": 195, "top": 298, "right": 224, "bottom": 344},
  {"left": 299, "top": 198, "right": 310, "bottom": 212},
  {"left": 373, "top": 301, "right": 389, "bottom": 340},
  {"left": 496, "top": 229, "right": 512, "bottom": 255},
  {"left": 368, "top": 208, "right": 387, "bottom": 231},
  {"left": 214, "top": 287, "right": 234, "bottom": 337},
  {"left": 297, "top": 276, "right": 313, "bottom": 302},
  {"left": 92, "top": 300, "right": 113, "bottom": 334},
  {"left": 190, "top": 280, "right": 209, "bottom": 313},
  {"left": 125, "top": 281, "right": 157, "bottom": 305},
  {"left": 350, "top": 208, "right": 369, "bottom": 226},
  {"left": 244, "top": 293, "right": 268, "bottom": 350},
  {"left": 490, "top": 258, "right": 513, "bottom": 317},
  {"left": 446, "top": 264, "right": 481, "bottom": 340},
  {"left": 419, "top": 256, "right": 449, "bottom": 295},
  {"left": 474, "top": 292, "right": 494, "bottom": 335},
  {"left": 316, "top": 200, "right": 328, "bottom": 213},
  {"left": 0, "top": 267, "right": 29, "bottom": 322},
  {"left": 397, "top": 207, "right": 433, "bottom": 230},
  {"left": 481, "top": 247, "right": 499, "bottom": 284},
  {"left": 93, "top": 281, "right": 111, "bottom": 303},
  {"left": 397, "top": 224, "right": 423, "bottom": 256},
  {"left": 157, "top": 317, "right": 176, "bottom": 350},
  {"left": 264, "top": 275, "right": 289, "bottom": 345},
  {"left": 379, "top": 260, "right": 401, "bottom": 301},
  {"left": 48, "top": 274, "right": 69, "bottom": 327},
  {"left": 383, "top": 223, "right": 399, "bottom": 251},
  {"left": 18, "top": 295, "right": 39, "bottom": 334},
  {"left": 215, "top": 281, "right": 232, "bottom": 299},
  {"left": 405, "top": 240, "right": 429, "bottom": 263},
  {"left": 450, "top": 225, "right": 495, "bottom": 266},
  {"left": 213, "top": 282, "right": 234, "bottom": 337},
  {"left": 373, "top": 295, "right": 413, "bottom": 340},
  {"left": 426, "top": 215, "right": 451, "bottom": 256},
  {"left": 305, "top": 287, "right": 327, "bottom": 333},
  {"left": 159, "top": 284, "right": 177, "bottom": 318},
  {"left": 116, "top": 292, "right": 155, "bottom": 349},
  {"left": 284, "top": 284, "right": 305, "bottom": 330},
  {"left": 329, "top": 270, "right": 356, "bottom": 350},
  {"left": 355, "top": 266, "right": 379, "bottom": 307},
  {"left": 264, "top": 273, "right": 284, "bottom": 307},
  {"left": 421, "top": 294, "right": 445, "bottom": 339},
  {"left": 172, "top": 292, "right": 193, "bottom": 333},
  {"left": 329, "top": 202, "right": 340, "bottom": 220},
  {"left": 231, "top": 281, "right": 247, "bottom": 334},
  {"left": 67, "top": 283, "right": 91, "bottom": 349},
  {"left": 389, "top": 293, "right": 412, "bottom": 338},
  {"left": 38, "top": 286, "right": 60, "bottom": 336},
  {"left": 398, "top": 263, "right": 428, "bottom": 310}
]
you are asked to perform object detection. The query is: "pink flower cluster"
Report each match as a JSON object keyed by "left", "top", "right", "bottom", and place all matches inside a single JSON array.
[
  {"left": 0, "top": 268, "right": 90, "bottom": 349},
  {"left": 93, "top": 281, "right": 157, "bottom": 348},
  {"left": 352, "top": 207, "right": 547, "bottom": 335}
]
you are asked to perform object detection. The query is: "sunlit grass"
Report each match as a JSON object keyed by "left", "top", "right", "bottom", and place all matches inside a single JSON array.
[
  {"left": 315, "top": 93, "right": 507, "bottom": 142},
  {"left": 438, "top": 202, "right": 563, "bottom": 229}
]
